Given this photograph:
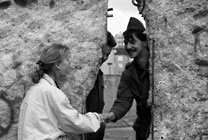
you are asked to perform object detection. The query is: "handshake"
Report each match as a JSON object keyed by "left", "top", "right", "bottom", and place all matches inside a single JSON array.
[{"left": 98, "top": 112, "right": 116, "bottom": 123}]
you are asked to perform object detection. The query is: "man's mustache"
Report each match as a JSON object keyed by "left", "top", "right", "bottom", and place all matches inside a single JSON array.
[{"left": 126, "top": 48, "right": 137, "bottom": 52}]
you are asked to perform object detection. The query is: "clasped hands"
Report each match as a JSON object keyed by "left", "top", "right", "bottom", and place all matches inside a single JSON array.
[{"left": 98, "top": 112, "right": 116, "bottom": 123}]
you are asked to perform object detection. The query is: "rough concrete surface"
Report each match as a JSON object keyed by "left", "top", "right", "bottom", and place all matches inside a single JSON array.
[
  {"left": 144, "top": 0, "right": 208, "bottom": 140},
  {"left": 1, "top": 0, "right": 208, "bottom": 140},
  {"left": 0, "top": 0, "right": 107, "bottom": 139}
]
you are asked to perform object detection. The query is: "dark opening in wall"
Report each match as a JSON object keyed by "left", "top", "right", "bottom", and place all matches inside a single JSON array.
[
  {"left": 0, "top": 0, "right": 11, "bottom": 9},
  {"left": 49, "top": 0, "right": 55, "bottom": 9},
  {"left": 14, "top": 0, "right": 37, "bottom": 7}
]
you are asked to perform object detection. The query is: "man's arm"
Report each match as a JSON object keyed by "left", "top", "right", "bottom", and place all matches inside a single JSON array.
[{"left": 108, "top": 72, "right": 134, "bottom": 122}]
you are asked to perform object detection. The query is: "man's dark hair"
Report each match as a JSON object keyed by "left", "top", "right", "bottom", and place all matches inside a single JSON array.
[
  {"left": 107, "top": 31, "right": 117, "bottom": 48},
  {"left": 123, "top": 30, "right": 147, "bottom": 43}
]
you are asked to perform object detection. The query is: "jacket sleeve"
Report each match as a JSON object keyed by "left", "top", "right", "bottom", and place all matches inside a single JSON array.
[
  {"left": 46, "top": 88, "right": 101, "bottom": 134},
  {"left": 110, "top": 71, "right": 134, "bottom": 121}
]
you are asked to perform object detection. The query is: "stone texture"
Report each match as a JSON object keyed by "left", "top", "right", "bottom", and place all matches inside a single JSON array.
[
  {"left": 144, "top": 0, "right": 208, "bottom": 139},
  {"left": 0, "top": 0, "right": 107, "bottom": 139}
]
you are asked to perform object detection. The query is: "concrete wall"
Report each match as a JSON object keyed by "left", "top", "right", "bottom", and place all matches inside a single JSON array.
[
  {"left": 0, "top": 0, "right": 107, "bottom": 139},
  {"left": 1, "top": 0, "right": 208, "bottom": 140},
  {"left": 144, "top": 0, "right": 208, "bottom": 139}
]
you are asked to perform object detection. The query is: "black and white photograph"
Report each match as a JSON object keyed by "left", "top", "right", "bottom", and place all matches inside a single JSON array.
[{"left": 0, "top": 0, "right": 208, "bottom": 140}]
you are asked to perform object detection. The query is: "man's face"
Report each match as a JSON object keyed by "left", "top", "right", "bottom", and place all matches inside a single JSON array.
[
  {"left": 101, "top": 45, "right": 112, "bottom": 65},
  {"left": 124, "top": 34, "right": 145, "bottom": 58}
]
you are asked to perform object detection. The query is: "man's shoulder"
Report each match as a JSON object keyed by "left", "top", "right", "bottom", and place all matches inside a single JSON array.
[
  {"left": 121, "top": 61, "right": 135, "bottom": 78},
  {"left": 124, "top": 61, "right": 134, "bottom": 70},
  {"left": 98, "top": 69, "right": 104, "bottom": 75},
  {"left": 97, "top": 69, "right": 104, "bottom": 80}
]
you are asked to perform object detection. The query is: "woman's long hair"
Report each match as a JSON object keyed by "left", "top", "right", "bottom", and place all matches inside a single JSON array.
[{"left": 32, "top": 43, "right": 69, "bottom": 83}]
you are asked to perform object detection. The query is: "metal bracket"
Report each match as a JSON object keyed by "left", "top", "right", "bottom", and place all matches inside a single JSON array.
[
  {"left": 107, "top": 8, "right": 113, "bottom": 18},
  {"left": 132, "top": 0, "right": 145, "bottom": 15}
]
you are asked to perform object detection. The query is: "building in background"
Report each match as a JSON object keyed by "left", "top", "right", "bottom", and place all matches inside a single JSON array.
[{"left": 101, "top": 33, "right": 131, "bottom": 75}]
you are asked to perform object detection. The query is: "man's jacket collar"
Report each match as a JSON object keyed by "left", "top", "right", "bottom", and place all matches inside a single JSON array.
[{"left": 127, "top": 60, "right": 149, "bottom": 82}]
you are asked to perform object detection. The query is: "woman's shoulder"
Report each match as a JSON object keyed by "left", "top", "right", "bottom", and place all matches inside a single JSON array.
[
  {"left": 27, "top": 82, "right": 57, "bottom": 96},
  {"left": 38, "top": 83, "right": 67, "bottom": 99}
]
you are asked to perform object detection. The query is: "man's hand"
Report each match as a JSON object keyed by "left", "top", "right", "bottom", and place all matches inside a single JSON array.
[
  {"left": 98, "top": 112, "right": 116, "bottom": 123},
  {"left": 98, "top": 113, "right": 107, "bottom": 123},
  {"left": 104, "top": 112, "right": 116, "bottom": 123}
]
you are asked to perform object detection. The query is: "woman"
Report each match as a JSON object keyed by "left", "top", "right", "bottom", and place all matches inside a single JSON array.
[{"left": 18, "top": 44, "right": 103, "bottom": 140}]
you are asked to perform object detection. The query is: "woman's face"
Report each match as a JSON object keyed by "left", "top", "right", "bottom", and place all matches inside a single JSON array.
[{"left": 55, "top": 53, "right": 70, "bottom": 84}]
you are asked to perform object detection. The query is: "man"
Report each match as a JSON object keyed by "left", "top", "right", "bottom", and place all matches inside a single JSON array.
[
  {"left": 86, "top": 31, "right": 117, "bottom": 140},
  {"left": 106, "top": 17, "right": 151, "bottom": 140}
]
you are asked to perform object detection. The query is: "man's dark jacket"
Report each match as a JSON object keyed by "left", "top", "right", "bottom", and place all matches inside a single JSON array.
[
  {"left": 86, "top": 69, "right": 105, "bottom": 140},
  {"left": 110, "top": 60, "right": 151, "bottom": 140}
]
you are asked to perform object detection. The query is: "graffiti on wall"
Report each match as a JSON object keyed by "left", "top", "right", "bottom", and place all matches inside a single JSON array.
[
  {"left": 0, "top": 0, "right": 56, "bottom": 9},
  {"left": 0, "top": 91, "right": 14, "bottom": 137}
]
